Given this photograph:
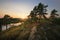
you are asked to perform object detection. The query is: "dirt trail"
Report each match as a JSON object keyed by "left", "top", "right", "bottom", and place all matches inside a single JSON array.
[{"left": 28, "top": 26, "right": 37, "bottom": 40}]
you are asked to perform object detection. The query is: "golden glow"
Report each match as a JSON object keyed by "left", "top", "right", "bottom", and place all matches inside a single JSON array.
[{"left": 0, "top": 4, "right": 32, "bottom": 19}]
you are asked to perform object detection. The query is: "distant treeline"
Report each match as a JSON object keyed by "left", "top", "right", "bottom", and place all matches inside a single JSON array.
[{"left": 0, "top": 15, "right": 23, "bottom": 31}]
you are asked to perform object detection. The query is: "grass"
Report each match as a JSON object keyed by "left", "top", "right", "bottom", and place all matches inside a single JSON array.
[
  {"left": 0, "top": 19, "right": 60, "bottom": 40},
  {"left": 0, "top": 20, "right": 33, "bottom": 40}
]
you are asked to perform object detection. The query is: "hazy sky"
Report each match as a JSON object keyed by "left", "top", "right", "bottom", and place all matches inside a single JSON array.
[{"left": 0, "top": 0, "right": 60, "bottom": 18}]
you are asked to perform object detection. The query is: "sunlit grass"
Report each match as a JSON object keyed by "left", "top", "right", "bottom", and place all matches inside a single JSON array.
[{"left": 0, "top": 18, "right": 60, "bottom": 40}]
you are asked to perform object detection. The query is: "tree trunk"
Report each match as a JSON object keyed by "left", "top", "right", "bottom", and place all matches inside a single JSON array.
[
  {"left": 43, "top": 15, "right": 47, "bottom": 19},
  {"left": 6, "top": 24, "right": 8, "bottom": 30},
  {"left": 0, "top": 25, "right": 2, "bottom": 32},
  {"left": 39, "top": 15, "right": 41, "bottom": 20}
]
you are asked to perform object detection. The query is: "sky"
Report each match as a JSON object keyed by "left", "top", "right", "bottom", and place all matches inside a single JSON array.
[{"left": 0, "top": 0, "right": 60, "bottom": 19}]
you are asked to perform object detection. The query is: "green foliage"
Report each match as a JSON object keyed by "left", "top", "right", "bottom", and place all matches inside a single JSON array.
[
  {"left": 29, "top": 3, "right": 48, "bottom": 22},
  {"left": 50, "top": 9, "right": 59, "bottom": 19},
  {"left": 0, "top": 15, "right": 21, "bottom": 30},
  {"left": 0, "top": 18, "right": 3, "bottom": 31},
  {"left": 52, "top": 18, "right": 60, "bottom": 25}
]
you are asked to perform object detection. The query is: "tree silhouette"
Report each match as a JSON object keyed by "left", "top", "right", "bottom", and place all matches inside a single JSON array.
[
  {"left": 50, "top": 9, "right": 59, "bottom": 24},
  {"left": 3, "top": 15, "right": 12, "bottom": 30},
  {"left": 29, "top": 6, "right": 38, "bottom": 18},
  {"left": 30, "top": 11, "right": 35, "bottom": 18},
  {"left": 0, "top": 18, "right": 3, "bottom": 31},
  {"left": 33, "top": 6, "right": 38, "bottom": 15},
  {"left": 37, "top": 3, "right": 48, "bottom": 19},
  {"left": 50, "top": 9, "right": 59, "bottom": 19},
  {"left": 29, "top": 11, "right": 37, "bottom": 22},
  {"left": 0, "top": 15, "right": 11, "bottom": 31},
  {"left": 11, "top": 18, "right": 21, "bottom": 24},
  {"left": 0, "top": 15, "right": 21, "bottom": 30},
  {"left": 29, "top": 3, "right": 48, "bottom": 20},
  {"left": 3, "top": 15, "right": 21, "bottom": 30}
]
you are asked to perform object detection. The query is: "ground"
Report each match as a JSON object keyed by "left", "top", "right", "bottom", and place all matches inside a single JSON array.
[{"left": 0, "top": 19, "right": 60, "bottom": 40}]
